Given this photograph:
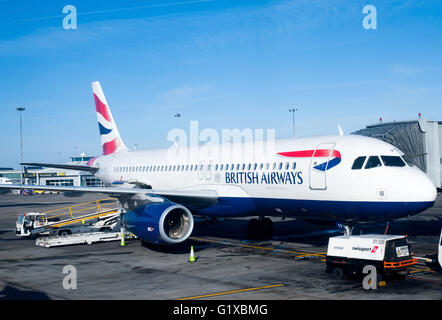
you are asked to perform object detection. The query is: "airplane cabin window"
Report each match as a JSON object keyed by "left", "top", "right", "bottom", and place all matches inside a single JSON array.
[
  {"left": 365, "top": 156, "right": 382, "bottom": 169},
  {"left": 266, "top": 163, "right": 269, "bottom": 170},
  {"left": 285, "top": 162, "right": 289, "bottom": 170},
  {"left": 272, "top": 163, "right": 276, "bottom": 170},
  {"left": 248, "top": 164, "right": 251, "bottom": 170},
  {"left": 292, "top": 162, "right": 296, "bottom": 170},
  {"left": 351, "top": 156, "right": 366, "bottom": 170},
  {"left": 220, "top": 164, "right": 223, "bottom": 170},
  {"left": 253, "top": 163, "right": 257, "bottom": 170},
  {"left": 381, "top": 156, "right": 406, "bottom": 167},
  {"left": 241, "top": 164, "right": 245, "bottom": 170},
  {"left": 279, "top": 162, "right": 283, "bottom": 170}
]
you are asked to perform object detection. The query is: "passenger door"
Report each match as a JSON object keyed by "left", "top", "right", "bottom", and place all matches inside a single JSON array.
[
  {"left": 197, "top": 160, "right": 204, "bottom": 180},
  {"left": 309, "top": 142, "right": 336, "bottom": 190},
  {"left": 205, "top": 160, "right": 213, "bottom": 180}
]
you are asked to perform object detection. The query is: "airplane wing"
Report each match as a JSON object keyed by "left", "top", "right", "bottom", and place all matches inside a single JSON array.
[
  {"left": 0, "top": 184, "right": 219, "bottom": 209},
  {"left": 21, "top": 162, "right": 98, "bottom": 174}
]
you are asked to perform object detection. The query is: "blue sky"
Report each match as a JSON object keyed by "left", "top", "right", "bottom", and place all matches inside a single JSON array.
[{"left": 0, "top": 0, "right": 441, "bottom": 168}]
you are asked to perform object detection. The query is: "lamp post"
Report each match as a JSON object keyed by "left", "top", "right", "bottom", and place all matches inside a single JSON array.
[
  {"left": 289, "top": 108, "right": 298, "bottom": 137},
  {"left": 16, "top": 107, "right": 25, "bottom": 185}
]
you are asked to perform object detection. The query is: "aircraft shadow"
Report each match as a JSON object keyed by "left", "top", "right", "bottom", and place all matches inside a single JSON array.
[{"left": 0, "top": 284, "right": 51, "bottom": 300}]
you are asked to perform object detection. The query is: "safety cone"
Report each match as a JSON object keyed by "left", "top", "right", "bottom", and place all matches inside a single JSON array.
[
  {"left": 189, "top": 245, "right": 196, "bottom": 263},
  {"left": 120, "top": 232, "right": 125, "bottom": 246}
]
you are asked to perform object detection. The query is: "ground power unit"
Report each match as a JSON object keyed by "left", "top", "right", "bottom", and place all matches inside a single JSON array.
[{"left": 326, "top": 234, "right": 417, "bottom": 281}]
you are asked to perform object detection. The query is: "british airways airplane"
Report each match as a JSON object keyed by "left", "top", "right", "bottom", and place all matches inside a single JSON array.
[{"left": 0, "top": 82, "right": 437, "bottom": 244}]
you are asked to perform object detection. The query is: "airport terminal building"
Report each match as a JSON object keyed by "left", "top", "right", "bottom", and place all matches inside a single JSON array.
[{"left": 0, "top": 155, "right": 104, "bottom": 187}]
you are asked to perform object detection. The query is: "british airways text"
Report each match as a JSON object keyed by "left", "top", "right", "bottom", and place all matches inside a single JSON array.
[{"left": 225, "top": 171, "right": 303, "bottom": 185}]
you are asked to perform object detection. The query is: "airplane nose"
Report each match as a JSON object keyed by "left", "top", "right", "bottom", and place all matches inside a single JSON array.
[{"left": 415, "top": 171, "right": 437, "bottom": 203}]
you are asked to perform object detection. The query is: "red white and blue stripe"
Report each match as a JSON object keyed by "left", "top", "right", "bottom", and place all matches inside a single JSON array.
[{"left": 278, "top": 149, "right": 342, "bottom": 171}]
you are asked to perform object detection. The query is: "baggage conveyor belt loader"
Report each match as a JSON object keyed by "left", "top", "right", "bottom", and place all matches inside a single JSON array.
[{"left": 16, "top": 198, "right": 121, "bottom": 237}]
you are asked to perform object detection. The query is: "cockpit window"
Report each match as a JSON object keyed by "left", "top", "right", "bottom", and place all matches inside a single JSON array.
[
  {"left": 365, "top": 156, "right": 382, "bottom": 169},
  {"left": 381, "top": 156, "right": 406, "bottom": 167},
  {"left": 351, "top": 156, "right": 366, "bottom": 170},
  {"left": 402, "top": 154, "right": 416, "bottom": 167}
]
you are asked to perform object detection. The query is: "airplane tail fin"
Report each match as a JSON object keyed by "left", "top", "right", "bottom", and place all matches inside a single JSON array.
[{"left": 92, "top": 81, "right": 128, "bottom": 155}]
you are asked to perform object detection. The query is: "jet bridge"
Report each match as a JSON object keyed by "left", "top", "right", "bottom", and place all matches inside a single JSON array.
[{"left": 353, "top": 118, "right": 441, "bottom": 188}]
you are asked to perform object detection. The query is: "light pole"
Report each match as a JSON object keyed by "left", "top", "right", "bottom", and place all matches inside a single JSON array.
[
  {"left": 16, "top": 107, "right": 25, "bottom": 185},
  {"left": 289, "top": 108, "right": 298, "bottom": 137}
]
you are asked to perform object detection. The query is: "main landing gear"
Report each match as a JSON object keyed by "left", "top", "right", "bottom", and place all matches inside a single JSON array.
[{"left": 247, "top": 216, "right": 274, "bottom": 239}]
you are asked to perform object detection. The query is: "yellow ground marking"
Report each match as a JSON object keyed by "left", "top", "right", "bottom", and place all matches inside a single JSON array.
[
  {"left": 190, "top": 236, "right": 326, "bottom": 258},
  {"left": 176, "top": 284, "right": 285, "bottom": 300},
  {"left": 408, "top": 266, "right": 435, "bottom": 274}
]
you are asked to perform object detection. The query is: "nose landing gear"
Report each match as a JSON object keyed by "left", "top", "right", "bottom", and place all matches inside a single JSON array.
[
  {"left": 336, "top": 222, "right": 355, "bottom": 236},
  {"left": 247, "top": 216, "right": 274, "bottom": 239}
]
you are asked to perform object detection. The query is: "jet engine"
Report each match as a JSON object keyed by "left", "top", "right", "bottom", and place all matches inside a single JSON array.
[{"left": 122, "top": 202, "right": 194, "bottom": 245}]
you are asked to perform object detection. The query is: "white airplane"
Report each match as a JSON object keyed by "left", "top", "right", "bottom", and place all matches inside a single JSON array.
[{"left": 0, "top": 82, "right": 437, "bottom": 244}]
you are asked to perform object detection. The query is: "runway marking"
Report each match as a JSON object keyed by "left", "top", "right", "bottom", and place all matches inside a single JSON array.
[
  {"left": 176, "top": 284, "right": 285, "bottom": 300},
  {"left": 190, "top": 236, "right": 326, "bottom": 258},
  {"left": 408, "top": 266, "right": 436, "bottom": 274}
]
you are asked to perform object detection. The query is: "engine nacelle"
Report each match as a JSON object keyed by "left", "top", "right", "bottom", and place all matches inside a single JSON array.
[{"left": 122, "top": 202, "right": 194, "bottom": 245}]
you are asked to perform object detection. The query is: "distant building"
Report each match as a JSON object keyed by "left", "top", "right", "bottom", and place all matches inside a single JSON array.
[
  {"left": 353, "top": 119, "right": 441, "bottom": 188},
  {"left": 0, "top": 155, "right": 104, "bottom": 187}
]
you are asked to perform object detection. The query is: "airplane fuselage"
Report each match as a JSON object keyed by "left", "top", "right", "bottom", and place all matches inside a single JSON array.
[{"left": 91, "top": 134, "right": 436, "bottom": 222}]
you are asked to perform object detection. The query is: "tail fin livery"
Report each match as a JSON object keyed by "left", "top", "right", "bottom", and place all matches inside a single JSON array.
[{"left": 92, "top": 81, "right": 128, "bottom": 155}]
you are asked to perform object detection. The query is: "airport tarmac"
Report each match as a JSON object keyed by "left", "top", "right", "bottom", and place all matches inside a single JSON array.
[{"left": 0, "top": 192, "right": 441, "bottom": 300}]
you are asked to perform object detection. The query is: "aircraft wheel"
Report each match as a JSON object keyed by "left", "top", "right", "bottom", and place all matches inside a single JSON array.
[
  {"left": 247, "top": 218, "right": 260, "bottom": 238},
  {"left": 262, "top": 217, "right": 274, "bottom": 238}
]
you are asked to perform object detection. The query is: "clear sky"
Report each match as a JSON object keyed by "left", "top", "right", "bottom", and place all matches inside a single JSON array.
[{"left": 0, "top": 0, "right": 441, "bottom": 168}]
